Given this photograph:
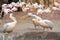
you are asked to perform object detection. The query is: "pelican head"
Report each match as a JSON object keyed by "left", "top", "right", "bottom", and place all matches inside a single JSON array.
[
  {"left": 32, "top": 19, "right": 36, "bottom": 21},
  {"left": 21, "top": 13, "right": 33, "bottom": 20},
  {"left": 27, "top": 13, "right": 33, "bottom": 17}
]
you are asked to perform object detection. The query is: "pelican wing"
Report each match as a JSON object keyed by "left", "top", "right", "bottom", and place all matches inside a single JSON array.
[
  {"left": 2, "top": 24, "right": 9, "bottom": 32},
  {"left": 44, "top": 20, "right": 54, "bottom": 28}
]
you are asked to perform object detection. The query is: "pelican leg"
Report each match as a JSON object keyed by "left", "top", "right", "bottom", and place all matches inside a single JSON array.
[
  {"left": 34, "top": 25, "right": 38, "bottom": 32},
  {"left": 44, "top": 28, "right": 49, "bottom": 32},
  {"left": 43, "top": 28, "right": 45, "bottom": 32},
  {"left": 34, "top": 25, "right": 37, "bottom": 30},
  {"left": 34, "top": 23, "right": 40, "bottom": 32},
  {"left": 3, "top": 30, "right": 8, "bottom": 34}
]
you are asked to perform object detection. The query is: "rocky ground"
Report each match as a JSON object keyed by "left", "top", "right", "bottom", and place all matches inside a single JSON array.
[{"left": 0, "top": 12, "right": 60, "bottom": 40}]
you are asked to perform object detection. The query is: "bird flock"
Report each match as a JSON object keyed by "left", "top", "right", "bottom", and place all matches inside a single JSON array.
[
  {"left": 0, "top": 0, "right": 60, "bottom": 34},
  {"left": 1, "top": 0, "right": 60, "bottom": 16}
]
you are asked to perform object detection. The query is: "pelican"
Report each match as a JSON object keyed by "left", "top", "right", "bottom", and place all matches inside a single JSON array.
[
  {"left": 28, "top": 13, "right": 53, "bottom": 30},
  {"left": 33, "top": 17, "right": 53, "bottom": 31},
  {"left": 2, "top": 13, "right": 17, "bottom": 33},
  {"left": 22, "top": 13, "right": 54, "bottom": 31},
  {"left": 21, "top": 13, "right": 42, "bottom": 20}
]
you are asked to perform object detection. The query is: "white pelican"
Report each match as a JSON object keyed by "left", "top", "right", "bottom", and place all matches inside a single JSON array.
[
  {"left": 21, "top": 13, "right": 42, "bottom": 20},
  {"left": 27, "top": 13, "right": 42, "bottom": 20},
  {"left": 22, "top": 13, "right": 54, "bottom": 31},
  {"left": 32, "top": 18, "right": 54, "bottom": 32},
  {"left": 28, "top": 13, "right": 53, "bottom": 30},
  {"left": 2, "top": 13, "right": 17, "bottom": 33}
]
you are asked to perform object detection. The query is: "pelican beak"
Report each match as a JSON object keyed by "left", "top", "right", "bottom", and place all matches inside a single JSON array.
[{"left": 21, "top": 15, "right": 30, "bottom": 20}]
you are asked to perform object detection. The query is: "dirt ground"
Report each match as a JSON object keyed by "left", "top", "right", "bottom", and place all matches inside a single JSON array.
[{"left": 0, "top": 11, "right": 60, "bottom": 40}]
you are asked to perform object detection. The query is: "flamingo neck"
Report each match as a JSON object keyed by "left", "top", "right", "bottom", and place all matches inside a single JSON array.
[
  {"left": 19, "top": 0, "right": 21, "bottom": 3},
  {"left": 54, "top": 0, "right": 57, "bottom": 2}
]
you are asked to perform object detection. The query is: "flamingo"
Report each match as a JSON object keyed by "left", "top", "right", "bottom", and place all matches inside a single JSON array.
[
  {"left": 2, "top": 4, "right": 8, "bottom": 9},
  {"left": 22, "top": 4, "right": 30, "bottom": 13},
  {"left": 7, "top": 4, "right": 13, "bottom": 9},
  {"left": 51, "top": 6, "right": 60, "bottom": 19},
  {"left": 37, "top": 7, "right": 51, "bottom": 18},
  {"left": 19, "top": 2, "right": 26, "bottom": 7},
  {"left": 37, "top": 8, "right": 43, "bottom": 15},
  {"left": 37, "top": 7, "right": 51, "bottom": 15},
  {"left": 11, "top": 7, "right": 18, "bottom": 12},
  {"left": 0, "top": 8, "right": 12, "bottom": 19},
  {"left": 54, "top": 0, "right": 60, "bottom": 7},
  {"left": 2, "top": 13, "right": 17, "bottom": 33},
  {"left": 3, "top": 8, "right": 12, "bottom": 15},
  {"left": 43, "top": 7, "right": 51, "bottom": 13},
  {"left": 26, "top": 2, "right": 31, "bottom": 7},
  {"left": 11, "top": 2, "right": 16, "bottom": 6},
  {"left": 19, "top": 0, "right": 21, "bottom": 3},
  {"left": 52, "top": 7, "right": 60, "bottom": 10},
  {"left": 38, "top": 4, "right": 44, "bottom": 9},
  {"left": 32, "top": 3, "right": 39, "bottom": 9}
]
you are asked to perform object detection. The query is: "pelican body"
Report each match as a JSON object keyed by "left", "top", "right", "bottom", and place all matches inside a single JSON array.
[
  {"left": 2, "top": 13, "right": 17, "bottom": 33},
  {"left": 32, "top": 19, "right": 53, "bottom": 30}
]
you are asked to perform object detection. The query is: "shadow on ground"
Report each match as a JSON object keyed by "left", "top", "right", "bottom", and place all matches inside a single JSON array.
[
  {"left": 16, "top": 32, "right": 60, "bottom": 40},
  {"left": 0, "top": 12, "right": 60, "bottom": 40},
  {"left": 0, "top": 32, "right": 60, "bottom": 40}
]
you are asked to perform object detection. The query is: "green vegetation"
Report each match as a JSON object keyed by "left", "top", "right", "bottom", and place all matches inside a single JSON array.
[{"left": 0, "top": 0, "right": 2, "bottom": 7}]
